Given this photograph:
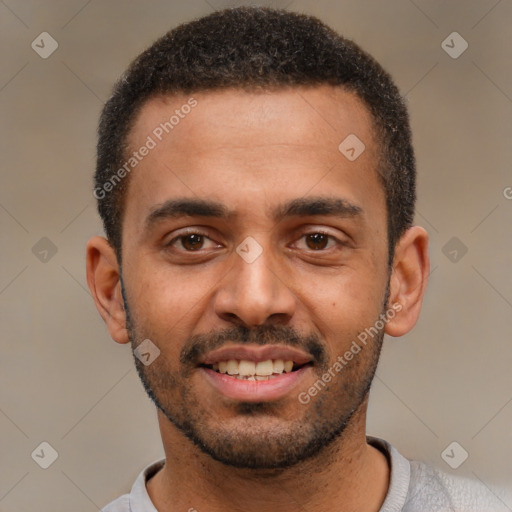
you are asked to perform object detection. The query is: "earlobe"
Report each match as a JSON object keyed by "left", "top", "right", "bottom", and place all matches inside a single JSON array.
[
  {"left": 86, "top": 236, "right": 130, "bottom": 344},
  {"left": 385, "top": 226, "right": 429, "bottom": 338}
]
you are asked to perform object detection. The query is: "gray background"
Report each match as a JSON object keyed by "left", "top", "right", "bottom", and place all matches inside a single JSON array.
[{"left": 1, "top": 0, "right": 511, "bottom": 510}]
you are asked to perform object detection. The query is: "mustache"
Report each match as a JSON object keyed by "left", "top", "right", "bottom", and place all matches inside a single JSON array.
[
  {"left": 121, "top": 274, "right": 329, "bottom": 370},
  {"left": 180, "top": 324, "right": 327, "bottom": 368}
]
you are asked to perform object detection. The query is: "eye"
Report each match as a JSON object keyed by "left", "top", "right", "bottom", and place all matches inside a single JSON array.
[
  {"left": 179, "top": 233, "right": 204, "bottom": 251},
  {"left": 305, "top": 233, "right": 330, "bottom": 250},
  {"left": 167, "top": 232, "right": 220, "bottom": 251},
  {"left": 295, "top": 232, "right": 340, "bottom": 251}
]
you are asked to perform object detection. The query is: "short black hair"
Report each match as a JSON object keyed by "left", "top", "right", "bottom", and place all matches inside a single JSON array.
[{"left": 95, "top": 6, "right": 415, "bottom": 264}]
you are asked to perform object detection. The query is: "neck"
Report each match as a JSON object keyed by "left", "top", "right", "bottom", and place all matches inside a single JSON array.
[{"left": 147, "top": 397, "right": 389, "bottom": 512}]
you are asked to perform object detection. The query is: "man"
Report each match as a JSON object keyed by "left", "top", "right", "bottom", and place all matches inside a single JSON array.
[{"left": 86, "top": 7, "right": 500, "bottom": 512}]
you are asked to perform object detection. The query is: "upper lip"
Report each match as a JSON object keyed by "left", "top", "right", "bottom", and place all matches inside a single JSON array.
[{"left": 199, "top": 344, "right": 313, "bottom": 366}]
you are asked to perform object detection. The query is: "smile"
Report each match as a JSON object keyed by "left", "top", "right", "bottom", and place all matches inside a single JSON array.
[
  {"left": 201, "top": 358, "right": 311, "bottom": 381},
  {"left": 197, "top": 344, "right": 314, "bottom": 402}
]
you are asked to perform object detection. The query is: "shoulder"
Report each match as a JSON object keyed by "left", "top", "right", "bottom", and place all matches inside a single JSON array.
[
  {"left": 367, "top": 436, "right": 508, "bottom": 512},
  {"left": 405, "top": 460, "right": 509, "bottom": 512},
  {"left": 100, "top": 493, "right": 130, "bottom": 512},
  {"left": 100, "top": 458, "right": 165, "bottom": 512}
]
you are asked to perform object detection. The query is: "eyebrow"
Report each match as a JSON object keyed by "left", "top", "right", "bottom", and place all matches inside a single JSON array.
[
  {"left": 274, "top": 197, "right": 363, "bottom": 220},
  {"left": 145, "top": 196, "right": 363, "bottom": 229},
  {"left": 146, "top": 198, "right": 230, "bottom": 228}
]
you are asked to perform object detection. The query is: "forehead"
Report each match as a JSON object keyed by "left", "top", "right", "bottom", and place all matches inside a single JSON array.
[
  {"left": 129, "top": 85, "right": 377, "bottom": 157},
  {"left": 123, "top": 85, "right": 384, "bottom": 233}
]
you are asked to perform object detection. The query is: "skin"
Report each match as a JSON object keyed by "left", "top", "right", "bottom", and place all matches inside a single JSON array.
[{"left": 87, "top": 85, "right": 429, "bottom": 512}]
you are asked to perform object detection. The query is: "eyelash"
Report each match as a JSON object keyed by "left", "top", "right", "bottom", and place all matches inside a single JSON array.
[
  {"left": 166, "top": 230, "right": 219, "bottom": 250},
  {"left": 166, "top": 229, "right": 344, "bottom": 252},
  {"left": 294, "top": 230, "right": 341, "bottom": 250}
]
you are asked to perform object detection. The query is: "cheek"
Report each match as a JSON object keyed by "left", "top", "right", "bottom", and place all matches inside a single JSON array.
[
  {"left": 296, "top": 263, "right": 383, "bottom": 308},
  {"left": 293, "top": 267, "right": 386, "bottom": 349},
  {"left": 125, "top": 261, "right": 215, "bottom": 337}
]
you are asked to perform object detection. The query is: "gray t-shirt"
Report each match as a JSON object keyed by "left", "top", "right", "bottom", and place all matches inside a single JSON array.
[{"left": 101, "top": 436, "right": 506, "bottom": 511}]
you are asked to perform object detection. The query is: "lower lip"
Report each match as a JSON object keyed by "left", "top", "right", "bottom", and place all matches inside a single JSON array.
[{"left": 200, "top": 366, "right": 312, "bottom": 402}]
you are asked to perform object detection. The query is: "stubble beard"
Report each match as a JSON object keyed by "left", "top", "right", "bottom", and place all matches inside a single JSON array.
[{"left": 121, "top": 278, "right": 387, "bottom": 470}]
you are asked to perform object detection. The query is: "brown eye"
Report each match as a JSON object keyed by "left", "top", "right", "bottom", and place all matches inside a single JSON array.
[
  {"left": 305, "top": 233, "right": 329, "bottom": 250},
  {"left": 181, "top": 234, "right": 204, "bottom": 250}
]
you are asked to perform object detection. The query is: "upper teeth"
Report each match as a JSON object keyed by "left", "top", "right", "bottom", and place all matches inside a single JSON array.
[{"left": 214, "top": 359, "right": 294, "bottom": 376}]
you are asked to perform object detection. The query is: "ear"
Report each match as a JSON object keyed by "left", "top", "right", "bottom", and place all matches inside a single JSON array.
[
  {"left": 86, "top": 236, "right": 130, "bottom": 344},
  {"left": 385, "top": 226, "right": 429, "bottom": 337}
]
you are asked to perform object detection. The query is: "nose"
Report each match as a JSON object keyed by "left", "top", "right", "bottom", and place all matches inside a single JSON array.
[{"left": 213, "top": 244, "right": 297, "bottom": 327}]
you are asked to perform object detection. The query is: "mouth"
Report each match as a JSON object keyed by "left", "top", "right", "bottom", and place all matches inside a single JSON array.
[
  {"left": 199, "top": 359, "right": 313, "bottom": 381},
  {"left": 197, "top": 345, "right": 314, "bottom": 402}
]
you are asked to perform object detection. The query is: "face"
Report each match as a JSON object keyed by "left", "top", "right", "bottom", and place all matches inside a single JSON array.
[{"left": 118, "top": 86, "right": 391, "bottom": 469}]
